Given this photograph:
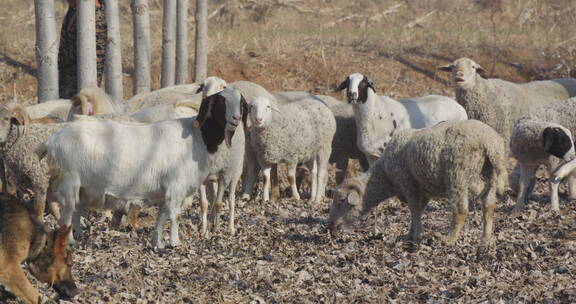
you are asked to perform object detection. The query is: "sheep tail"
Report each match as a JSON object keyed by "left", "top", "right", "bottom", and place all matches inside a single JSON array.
[{"left": 485, "top": 145, "right": 507, "bottom": 196}]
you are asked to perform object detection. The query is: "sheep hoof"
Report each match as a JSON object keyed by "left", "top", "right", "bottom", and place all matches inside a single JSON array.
[{"left": 240, "top": 193, "right": 251, "bottom": 201}]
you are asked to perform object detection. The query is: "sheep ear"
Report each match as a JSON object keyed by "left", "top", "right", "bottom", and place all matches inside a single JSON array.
[
  {"left": 240, "top": 95, "right": 249, "bottom": 129},
  {"left": 195, "top": 83, "right": 205, "bottom": 94},
  {"left": 543, "top": 127, "right": 572, "bottom": 159},
  {"left": 438, "top": 63, "right": 454, "bottom": 72},
  {"left": 475, "top": 65, "right": 487, "bottom": 76},
  {"left": 194, "top": 94, "right": 215, "bottom": 128},
  {"left": 347, "top": 191, "right": 361, "bottom": 206},
  {"left": 336, "top": 77, "right": 349, "bottom": 91},
  {"left": 366, "top": 78, "right": 376, "bottom": 92}
]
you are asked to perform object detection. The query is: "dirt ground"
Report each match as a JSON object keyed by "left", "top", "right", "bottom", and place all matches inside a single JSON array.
[{"left": 0, "top": 0, "right": 576, "bottom": 303}]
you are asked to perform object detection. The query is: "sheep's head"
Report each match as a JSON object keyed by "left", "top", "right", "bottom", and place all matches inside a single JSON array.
[
  {"left": 542, "top": 125, "right": 576, "bottom": 162},
  {"left": 336, "top": 73, "right": 376, "bottom": 104},
  {"left": 195, "top": 76, "right": 228, "bottom": 98},
  {"left": 328, "top": 178, "right": 366, "bottom": 234},
  {"left": 248, "top": 96, "right": 278, "bottom": 128},
  {"left": 195, "top": 88, "right": 247, "bottom": 153},
  {"left": 438, "top": 57, "right": 486, "bottom": 90},
  {"left": 0, "top": 103, "right": 30, "bottom": 142}
]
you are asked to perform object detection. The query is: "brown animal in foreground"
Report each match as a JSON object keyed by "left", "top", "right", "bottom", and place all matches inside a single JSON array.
[{"left": 0, "top": 193, "right": 78, "bottom": 304}]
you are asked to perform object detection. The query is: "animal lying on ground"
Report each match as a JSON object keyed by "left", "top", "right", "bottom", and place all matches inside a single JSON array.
[
  {"left": 328, "top": 120, "right": 507, "bottom": 245},
  {"left": 0, "top": 193, "right": 77, "bottom": 304}
]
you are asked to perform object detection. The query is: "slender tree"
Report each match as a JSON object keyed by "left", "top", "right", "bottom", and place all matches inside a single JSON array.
[
  {"left": 161, "top": 0, "right": 177, "bottom": 88},
  {"left": 77, "top": 0, "right": 98, "bottom": 89},
  {"left": 105, "top": 0, "right": 123, "bottom": 101},
  {"left": 34, "top": 0, "right": 59, "bottom": 102},
  {"left": 131, "top": 0, "right": 151, "bottom": 95},
  {"left": 194, "top": 0, "right": 208, "bottom": 81},
  {"left": 175, "top": 0, "right": 189, "bottom": 84}
]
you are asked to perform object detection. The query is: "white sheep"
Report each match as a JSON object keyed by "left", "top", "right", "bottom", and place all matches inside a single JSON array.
[
  {"left": 328, "top": 120, "right": 507, "bottom": 245},
  {"left": 337, "top": 73, "right": 468, "bottom": 165},
  {"left": 510, "top": 98, "right": 576, "bottom": 212},
  {"left": 248, "top": 96, "right": 336, "bottom": 203},
  {"left": 25, "top": 99, "right": 73, "bottom": 122},
  {"left": 66, "top": 86, "right": 126, "bottom": 120},
  {"left": 438, "top": 57, "right": 576, "bottom": 141},
  {"left": 42, "top": 88, "right": 247, "bottom": 248}
]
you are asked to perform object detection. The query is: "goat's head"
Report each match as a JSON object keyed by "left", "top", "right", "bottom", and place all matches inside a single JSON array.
[
  {"left": 0, "top": 103, "right": 30, "bottom": 142},
  {"left": 195, "top": 76, "right": 228, "bottom": 98},
  {"left": 543, "top": 125, "right": 576, "bottom": 162},
  {"left": 438, "top": 57, "right": 486, "bottom": 90},
  {"left": 194, "top": 87, "right": 247, "bottom": 153},
  {"left": 336, "top": 73, "right": 376, "bottom": 104},
  {"left": 248, "top": 96, "right": 279, "bottom": 128}
]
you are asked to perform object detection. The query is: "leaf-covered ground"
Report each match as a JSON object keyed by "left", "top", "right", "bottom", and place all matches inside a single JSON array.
[{"left": 1, "top": 165, "right": 575, "bottom": 303}]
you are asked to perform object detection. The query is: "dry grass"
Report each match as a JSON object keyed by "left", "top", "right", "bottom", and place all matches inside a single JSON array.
[{"left": 0, "top": 0, "right": 575, "bottom": 102}]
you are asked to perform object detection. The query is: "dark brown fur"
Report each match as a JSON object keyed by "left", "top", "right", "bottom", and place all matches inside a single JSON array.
[{"left": 0, "top": 194, "right": 78, "bottom": 304}]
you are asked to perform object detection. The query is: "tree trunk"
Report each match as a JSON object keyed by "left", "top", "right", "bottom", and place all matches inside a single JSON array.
[
  {"left": 131, "top": 0, "right": 152, "bottom": 95},
  {"left": 34, "top": 0, "right": 59, "bottom": 102},
  {"left": 175, "top": 0, "right": 189, "bottom": 84},
  {"left": 194, "top": 0, "right": 208, "bottom": 82},
  {"left": 161, "top": 0, "right": 177, "bottom": 88},
  {"left": 77, "top": 0, "right": 98, "bottom": 89},
  {"left": 105, "top": 0, "right": 123, "bottom": 102}
]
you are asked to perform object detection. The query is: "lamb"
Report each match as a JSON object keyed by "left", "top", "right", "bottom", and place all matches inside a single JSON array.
[
  {"left": 510, "top": 98, "right": 576, "bottom": 212},
  {"left": 337, "top": 73, "right": 468, "bottom": 165},
  {"left": 328, "top": 120, "right": 507, "bottom": 245},
  {"left": 438, "top": 57, "right": 576, "bottom": 141},
  {"left": 42, "top": 88, "right": 247, "bottom": 248},
  {"left": 248, "top": 96, "right": 336, "bottom": 203},
  {"left": 0, "top": 103, "right": 66, "bottom": 221}
]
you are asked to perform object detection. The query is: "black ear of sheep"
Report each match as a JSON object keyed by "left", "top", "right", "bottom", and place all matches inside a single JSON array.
[{"left": 336, "top": 77, "right": 350, "bottom": 91}]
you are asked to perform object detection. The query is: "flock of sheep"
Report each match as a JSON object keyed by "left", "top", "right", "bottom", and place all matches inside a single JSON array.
[{"left": 2, "top": 57, "right": 576, "bottom": 248}]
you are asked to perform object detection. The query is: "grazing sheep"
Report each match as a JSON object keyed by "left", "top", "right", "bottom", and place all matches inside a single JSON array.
[
  {"left": 438, "top": 57, "right": 576, "bottom": 141},
  {"left": 0, "top": 103, "right": 66, "bottom": 221},
  {"left": 328, "top": 120, "right": 507, "bottom": 245},
  {"left": 42, "top": 88, "right": 247, "bottom": 248},
  {"left": 510, "top": 98, "right": 576, "bottom": 211},
  {"left": 337, "top": 73, "right": 468, "bottom": 165},
  {"left": 248, "top": 96, "right": 336, "bottom": 203}
]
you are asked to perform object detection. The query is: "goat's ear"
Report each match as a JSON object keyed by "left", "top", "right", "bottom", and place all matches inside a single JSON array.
[
  {"left": 336, "top": 77, "right": 349, "bottom": 91},
  {"left": 194, "top": 94, "right": 215, "bottom": 128},
  {"left": 438, "top": 63, "right": 454, "bottom": 72},
  {"left": 195, "top": 83, "right": 205, "bottom": 94}
]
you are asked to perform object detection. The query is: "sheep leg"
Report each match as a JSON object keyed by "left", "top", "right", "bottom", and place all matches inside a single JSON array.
[
  {"left": 482, "top": 184, "right": 496, "bottom": 244},
  {"left": 567, "top": 173, "right": 576, "bottom": 200},
  {"left": 513, "top": 164, "right": 537, "bottom": 213},
  {"left": 406, "top": 198, "right": 425, "bottom": 242},
  {"left": 152, "top": 207, "right": 169, "bottom": 249},
  {"left": 110, "top": 209, "right": 124, "bottom": 230},
  {"left": 0, "top": 159, "right": 5, "bottom": 194},
  {"left": 199, "top": 184, "right": 209, "bottom": 237},
  {"left": 57, "top": 178, "right": 79, "bottom": 244},
  {"left": 262, "top": 167, "right": 272, "bottom": 202},
  {"left": 314, "top": 150, "right": 330, "bottom": 204},
  {"left": 168, "top": 199, "right": 182, "bottom": 247},
  {"left": 228, "top": 172, "right": 241, "bottom": 235},
  {"left": 241, "top": 146, "right": 259, "bottom": 200},
  {"left": 447, "top": 191, "right": 469, "bottom": 246},
  {"left": 271, "top": 165, "right": 280, "bottom": 202},
  {"left": 307, "top": 159, "right": 318, "bottom": 203},
  {"left": 126, "top": 205, "right": 141, "bottom": 231},
  {"left": 334, "top": 158, "right": 347, "bottom": 185},
  {"left": 287, "top": 163, "right": 301, "bottom": 200},
  {"left": 210, "top": 176, "right": 226, "bottom": 232},
  {"left": 72, "top": 211, "right": 83, "bottom": 241}
]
